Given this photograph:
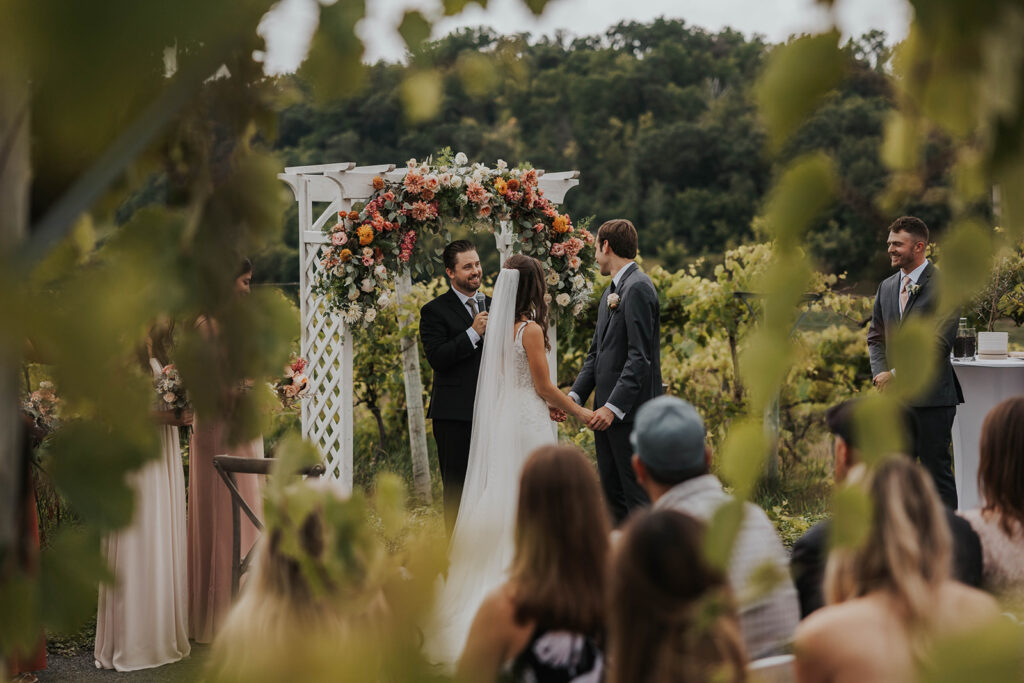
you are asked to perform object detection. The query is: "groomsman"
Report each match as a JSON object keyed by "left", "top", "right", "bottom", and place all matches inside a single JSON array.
[
  {"left": 571, "top": 220, "right": 663, "bottom": 523},
  {"left": 420, "top": 240, "right": 489, "bottom": 533},
  {"left": 867, "top": 216, "right": 963, "bottom": 508}
]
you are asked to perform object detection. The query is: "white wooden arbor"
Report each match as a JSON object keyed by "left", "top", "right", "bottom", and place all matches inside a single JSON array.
[{"left": 278, "top": 162, "right": 580, "bottom": 496}]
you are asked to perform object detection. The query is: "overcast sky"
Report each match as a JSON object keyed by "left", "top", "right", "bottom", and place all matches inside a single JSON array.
[{"left": 258, "top": 0, "right": 912, "bottom": 74}]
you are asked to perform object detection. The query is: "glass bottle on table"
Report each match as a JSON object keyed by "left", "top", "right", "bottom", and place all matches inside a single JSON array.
[{"left": 954, "top": 317, "right": 976, "bottom": 361}]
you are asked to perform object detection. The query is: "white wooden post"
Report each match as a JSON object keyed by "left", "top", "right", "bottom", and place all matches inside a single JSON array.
[{"left": 394, "top": 269, "right": 432, "bottom": 503}]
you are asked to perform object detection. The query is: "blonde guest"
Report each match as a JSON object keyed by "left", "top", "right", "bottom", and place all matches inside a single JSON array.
[{"left": 795, "top": 458, "right": 1000, "bottom": 683}]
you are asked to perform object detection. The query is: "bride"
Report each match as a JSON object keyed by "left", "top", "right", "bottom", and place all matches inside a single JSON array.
[{"left": 425, "top": 254, "right": 594, "bottom": 666}]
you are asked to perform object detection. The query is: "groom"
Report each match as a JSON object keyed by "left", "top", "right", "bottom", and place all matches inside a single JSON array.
[
  {"left": 571, "top": 219, "right": 663, "bottom": 523},
  {"left": 420, "top": 240, "right": 490, "bottom": 533}
]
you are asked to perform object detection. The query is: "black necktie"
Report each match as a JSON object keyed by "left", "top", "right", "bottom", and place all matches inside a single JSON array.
[{"left": 609, "top": 281, "right": 616, "bottom": 295}]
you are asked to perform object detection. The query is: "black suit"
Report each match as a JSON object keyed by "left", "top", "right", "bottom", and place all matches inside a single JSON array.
[
  {"left": 791, "top": 511, "right": 982, "bottom": 617},
  {"left": 867, "top": 262, "right": 964, "bottom": 507},
  {"left": 420, "top": 288, "right": 488, "bottom": 532},
  {"left": 571, "top": 263, "right": 663, "bottom": 522}
]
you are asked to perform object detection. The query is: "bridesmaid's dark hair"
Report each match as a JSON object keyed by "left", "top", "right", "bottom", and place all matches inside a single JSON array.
[
  {"left": 503, "top": 254, "right": 550, "bottom": 350},
  {"left": 238, "top": 257, "right": 253, "bottom": 278}
]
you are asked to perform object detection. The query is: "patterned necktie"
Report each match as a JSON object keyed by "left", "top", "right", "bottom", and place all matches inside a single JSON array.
[
  {"left": 899, "top": 275, "right": 911, "bottom": 317},
  {"left": 467, "top": 296, "right": 478, "bottom": 318}
]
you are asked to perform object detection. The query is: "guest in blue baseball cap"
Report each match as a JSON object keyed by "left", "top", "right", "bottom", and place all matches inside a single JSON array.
[{"left": 629, "top": 396, "right": 800, "bottom": 660}]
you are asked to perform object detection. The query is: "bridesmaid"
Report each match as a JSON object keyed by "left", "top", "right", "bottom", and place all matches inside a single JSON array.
[
  {"left": 187, "top": 259, "right": 265, "bottom": 644},
  {"left": 94, "top": 321, "right": 191, "bottom": 671}
]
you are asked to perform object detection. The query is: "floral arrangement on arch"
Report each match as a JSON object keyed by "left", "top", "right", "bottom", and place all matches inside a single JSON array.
[
  {"left": 23, "top": 380, "right": 62, "bottom": 434},
  {"left": 312, "top": 150, "right": 596, "bottom": 324}
]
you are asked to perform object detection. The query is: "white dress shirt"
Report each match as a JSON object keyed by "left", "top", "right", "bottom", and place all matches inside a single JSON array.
[
  {"left": 569, "top": 262, "right": 636, "bottom": 420},
  {"left": 452, "top": 287, "right": 482, "bottom": 348}
]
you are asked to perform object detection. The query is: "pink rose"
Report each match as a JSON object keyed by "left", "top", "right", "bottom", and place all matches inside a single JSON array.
[
  {"left": 550, "top": 242, "right": 566, "bottom": 257},
  {"left": 362, "top": 255, "right": 374, "bottom": 266},
  {"left": 331, "top": 231, "right": 347, "bottom": 246},
  {"left": 162, "top": 392, "right": 177, "bottom": 404},
  {"left": 568, "top": 256, "right": 582, "bottom": 270}
]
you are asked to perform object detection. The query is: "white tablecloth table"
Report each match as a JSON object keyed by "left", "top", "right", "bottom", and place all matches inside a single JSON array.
[{"left": 951, "top": 358, "right": 1024, "bottom": 510}]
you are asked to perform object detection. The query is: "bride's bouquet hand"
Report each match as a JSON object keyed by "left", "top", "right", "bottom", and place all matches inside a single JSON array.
[{"left": 548, "top": 406, "right": 568, "bottom": 423}]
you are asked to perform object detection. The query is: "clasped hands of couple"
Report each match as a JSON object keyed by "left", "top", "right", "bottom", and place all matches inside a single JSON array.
[{"left": 471, "top": 300, "right": 610, "bottom": 431}]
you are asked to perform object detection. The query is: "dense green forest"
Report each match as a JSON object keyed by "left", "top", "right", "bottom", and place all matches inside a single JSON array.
[{"left": 256, "top": 20, "right": 955, "bottom": 288}]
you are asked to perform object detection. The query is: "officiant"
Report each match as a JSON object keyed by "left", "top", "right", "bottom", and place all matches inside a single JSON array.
[{"left": 420, "top": 240, "right": 491, "bottom": 533}]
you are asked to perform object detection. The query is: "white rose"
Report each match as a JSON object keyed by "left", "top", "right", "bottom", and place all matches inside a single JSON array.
[
  {"left": 440, "top": 173, "right": 452, "bottom": 187},
  {"left": 374, "top": 265, "right": 387, "bottom": 279},
  {"left": 573, "top": 302, "right": 585, "bottom": 316},
  {"left": 361, "top": 278, "right": 375, "bottom": 292},
  {"left": 543, "top": 293, "right": 552, "bottom": 304},
  {"left": 454, "top": 152, "right": 468, "bottom": 165},
  {"left": 377, "top": 291, "right": 392, "bottom": 308},
  {"left": 419, "top": 163, "right": 429, "bottom": 174},
  {"left": 555, "top": 293, "right": 571, "bottom": 307},
  {"left": 451, "top": 175, "right": 464, "bottom": 188},
  {"left": 406, "top": 158, "right": 417, "bottom": 168},
  {"left": 546, "top": 271, "right": 559, "bottom": 286},
  {"left": 364, "top": 307, "right": 378, "bottom": 323},
  {"left": 347, "top": 290, "right": 359, "bottom": 301},
  {"left": 496, "top": 158, "right": 507, "bottom": 170},
  {"left": 572, "top": 275, "right": 586, "bottom": 289}
]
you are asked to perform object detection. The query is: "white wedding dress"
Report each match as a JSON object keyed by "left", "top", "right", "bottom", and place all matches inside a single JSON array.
[{"left": 424, "top": 268, "right": 557, "bottom": 667}]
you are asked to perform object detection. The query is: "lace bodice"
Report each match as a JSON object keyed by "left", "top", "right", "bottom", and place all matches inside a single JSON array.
[{"left": 512, "top": 322, "right": 556, "bottom": 439}]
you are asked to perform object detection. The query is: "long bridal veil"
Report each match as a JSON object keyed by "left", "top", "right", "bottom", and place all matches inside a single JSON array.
[{"left": 424, "top": 268, "right": 531, "bottom": 666}]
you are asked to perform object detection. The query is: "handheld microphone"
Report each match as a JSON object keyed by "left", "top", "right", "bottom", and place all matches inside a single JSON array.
[{"left": 475, "top": 291, "right": 487, "bottom": 313}]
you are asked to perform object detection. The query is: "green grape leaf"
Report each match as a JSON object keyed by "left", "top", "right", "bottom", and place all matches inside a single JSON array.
[
  {"left": 886, "top": 319, "right": 940, "bottom": 404},
  {"left": 400, "top": 69, "right": 443, "bottom": 123},
  {"left": 755, "top": 30, "right": 845, "bottom": 150},
  {"left": 703, "top": 497, "right": 745, "bottom": 573},
  {"left": 398, "top": 10, "right": 431, "bottom": 52},
  {"left": 828, "top": 482, "right": 872, "bottom": 550},
  {"left": 937, "top": 220, "right": 994, "bottom": 312}
]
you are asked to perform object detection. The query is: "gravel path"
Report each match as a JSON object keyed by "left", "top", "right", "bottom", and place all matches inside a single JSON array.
[{"left": 35, "top": 645, "right": 210, "bottom": 682}]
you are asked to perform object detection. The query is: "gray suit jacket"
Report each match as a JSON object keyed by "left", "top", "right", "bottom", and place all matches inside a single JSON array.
[
  {"left": 572, "top": 263, "right": 663, "bottom": 422},
  {"left": 866, "top": 262, "right": 963, "bottom": 408}
]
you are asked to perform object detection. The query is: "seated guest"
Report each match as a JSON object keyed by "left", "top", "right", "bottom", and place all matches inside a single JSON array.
[
  {"left": 207, "top": 481, "right": 387, "bottom": 683},
  {"left": 607, "top": 508, "right": 746, "bottom": 683},
  {"left": 630, "top": 396, "right": 800, "bottom": 659},
  {"left": 794, "top": 457, "right": 999, "bottom": 682},
  {"left": 791, "top": 399, "right": 982, "bottom": 617},
  {"left": 959, "top": 396, "right": 1024, "bottom": 601},
  {"left": 458, "top": 445, "right": 608, "bottom": 682}
]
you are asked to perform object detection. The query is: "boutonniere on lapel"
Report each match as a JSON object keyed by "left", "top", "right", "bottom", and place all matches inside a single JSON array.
[
  {"left": 907, "top": 283, "right": 922, "bottom": 297},
  {"left": 608, "top": 293, "right": 621, "bottom": 311}
]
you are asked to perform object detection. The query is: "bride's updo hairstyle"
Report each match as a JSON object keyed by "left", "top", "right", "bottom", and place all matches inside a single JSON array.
[{"left": 503, "top": 254, "right": 550, "bottom": 350}]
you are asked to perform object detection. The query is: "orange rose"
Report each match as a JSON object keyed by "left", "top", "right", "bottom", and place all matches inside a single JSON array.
[
  {"left": 358, "top": 224, "right": 374, "bottom": 245},
  {"left": 494, "top": 178, "right": 508, "bottom": 195},
  {"left": 340, "top": 248, "right": 353, "bottom": 262},
  {"left": 507, "top": 178, "right": 520, "bottom": 191},
  {"left": 348, "top": 211, "right": 360, "bottom": 221},
  {"left": 372, "top": 176, "right": 385, "bottom": 190},
  {"left": 553, "top": 214, "right": 571, "bottom": 233}
]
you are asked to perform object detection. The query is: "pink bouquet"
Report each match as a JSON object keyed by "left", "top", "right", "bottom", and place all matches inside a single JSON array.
[
  {"left": 23, "top": 380, "right": 62, "bottom": 433},
  {"left": 275, "top": 356, "right": 310, "bottom": 408}
]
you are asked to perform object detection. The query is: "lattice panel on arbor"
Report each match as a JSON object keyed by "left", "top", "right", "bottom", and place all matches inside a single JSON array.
[{"left": 300, "top": 229, "right": 353, "bottom": 488}]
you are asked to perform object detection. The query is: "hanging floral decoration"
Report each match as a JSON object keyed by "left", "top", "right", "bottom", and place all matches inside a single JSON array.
[{"left": 312, "top": 151, "right": 595, "bottom": 325}]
